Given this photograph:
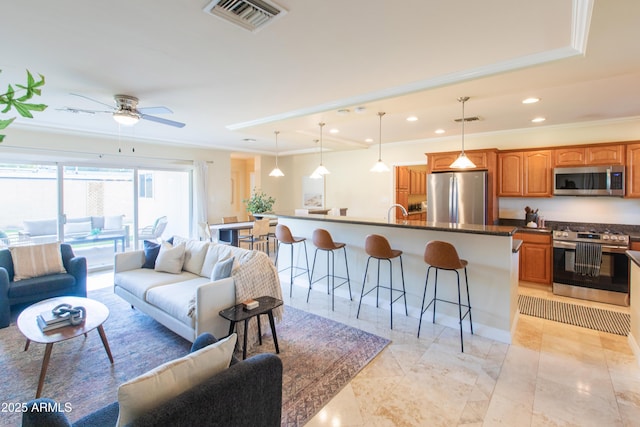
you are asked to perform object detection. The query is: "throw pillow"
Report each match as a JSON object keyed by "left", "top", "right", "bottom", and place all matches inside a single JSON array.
[
  {"left": 116, "top": 333, "right": 237, "bottom": 427},
  {"left": 10, "top": 242, "right": 66, "bottom": 281},
  {"left": 200, "top": 243, "right": 233, "bottom": 278},
  {"left": 154, "top": 241, "right": 186, "bottom": 274},
  {"left": 142, "top": 240, "right": 161, "bottom": 269},
  {"left": 104, "top": 215, "right": 124, "bottom": 230},
  {"left": 182, "top": 240, "right": 209, "bottom": 275},
  {"left": 211, "top": 256, "right": 235, "bottom": 281},
  {"left": 64, "top": 221, "right": 92, "bottom": 236}
]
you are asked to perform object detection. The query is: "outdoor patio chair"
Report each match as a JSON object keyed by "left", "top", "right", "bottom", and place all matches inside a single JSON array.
[{"left": 138, "top": 216, "right": 168, "bottom": 242}]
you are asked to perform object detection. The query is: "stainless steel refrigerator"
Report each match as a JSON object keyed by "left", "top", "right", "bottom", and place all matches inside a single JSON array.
[{"left": 427, "top": 170, "right": 487, "bottom": 225}]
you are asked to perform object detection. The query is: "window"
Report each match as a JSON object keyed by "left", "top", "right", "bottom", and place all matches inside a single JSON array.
[{"left": 139, "top": 173, "right": 154, "bottom": 198}]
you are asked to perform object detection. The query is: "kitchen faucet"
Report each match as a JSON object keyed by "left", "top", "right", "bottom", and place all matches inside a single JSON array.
[{"left": 388, "top": 204, "right": 408, "bottom": 223}]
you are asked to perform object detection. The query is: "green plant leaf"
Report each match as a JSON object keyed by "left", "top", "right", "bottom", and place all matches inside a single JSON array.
[{"left": 0, "top": 118, "right": 15, "bottom": 130}]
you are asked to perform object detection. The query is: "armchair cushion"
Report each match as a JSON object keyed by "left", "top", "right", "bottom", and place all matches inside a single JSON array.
[
  {"left": 116, "top": 333, "right": 237, "bottom": 426},
  {"left": 104, "top": 215, "right": 124, "bottom": 231},
  {"left": 9, "top": 242, "right": 66, "bottom": 281}
]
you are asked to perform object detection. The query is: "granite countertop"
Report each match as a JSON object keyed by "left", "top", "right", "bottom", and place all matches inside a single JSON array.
[
  {"left": 276, "top": 211, "right": 517, "bottom": 237},
  {"left": 627, "top": 250, "right": 640, "bottom": 267}
]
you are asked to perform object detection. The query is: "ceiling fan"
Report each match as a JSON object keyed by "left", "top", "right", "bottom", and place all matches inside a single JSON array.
[{"left": 60, "top": 93, "right": 186, "bottom": 128}]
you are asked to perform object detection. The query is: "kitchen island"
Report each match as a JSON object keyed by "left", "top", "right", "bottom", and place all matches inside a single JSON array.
[
  {"left": 626, "top": 250, "right": 640, "bottom": 366},
  {"left": 275, "top": 212, "right": 519, "bottom": 344}
]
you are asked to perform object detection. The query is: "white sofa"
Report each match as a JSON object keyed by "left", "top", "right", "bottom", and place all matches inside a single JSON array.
[{"left": 114, "top": 238, "right": 282, "bottom": 343}]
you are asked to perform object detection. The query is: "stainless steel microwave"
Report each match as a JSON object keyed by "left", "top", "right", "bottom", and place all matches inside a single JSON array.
[{"left": 553, "top": 165, "right": 625, "bottom": 196}]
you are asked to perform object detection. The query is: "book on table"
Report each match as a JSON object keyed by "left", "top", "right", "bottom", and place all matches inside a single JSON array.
[
  {"left": 36, "top": 315, "right": 72, "bottom": 332},
  {"left": 39, "top": 309, "right": 71, "bottom": 325},
  {"left": 242, "top": 299, "right": 260, "bottom": 310}
]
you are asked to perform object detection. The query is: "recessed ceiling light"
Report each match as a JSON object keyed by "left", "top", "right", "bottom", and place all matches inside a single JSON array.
[
  {"left": 365, "top": 138, "right": 374, "bottom": 143},
  {"left": 522, "top": 97, "right": 540, "bottom": 104},
  {"left": 329, "top": 128, "right": 339, "bottom": 134},
  {"left": 242, "top": 138, "right": 256, "bottom": 142},
  {"left": 337, "top": 109, "right": 350, "bottom": 115},
  {"left": 406, "top": 116, "right": 418, "bottom": 122},
  {"left": 531, "top": 117, "right": 546, "bottom": 123},
  {"left": 435, "top": 129, "right": 445, "bottom": 134},
  {"left": 354, "top": 106, "right": 366, "bottom": 113}
]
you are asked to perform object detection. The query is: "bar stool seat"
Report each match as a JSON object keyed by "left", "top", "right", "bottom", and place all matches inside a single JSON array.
[
  {"left": 418, "top": 240, "right": 473, "bottom": 352},
  {"left": 357, "top": 234, "right": 407, "bottom": 329},
  {"left": 275, "top": 224, "right": 311, "bottom": 298},
  {"left": 308, "top": 228, "right": 352, "bottom": 310}
]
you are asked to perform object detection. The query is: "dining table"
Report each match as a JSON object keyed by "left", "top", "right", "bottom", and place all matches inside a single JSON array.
[{"left": 210, "top": 219, "right": 277, "bottom": 247}]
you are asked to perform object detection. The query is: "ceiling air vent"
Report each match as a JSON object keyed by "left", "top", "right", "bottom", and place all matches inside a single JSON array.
[{"left": 203, "top": 0, "right": 287, "bottom": 33}]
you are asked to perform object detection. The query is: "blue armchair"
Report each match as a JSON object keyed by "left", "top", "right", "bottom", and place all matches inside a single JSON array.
[{"left": 0, "top": 243, "right": 87, "bottom": 328}]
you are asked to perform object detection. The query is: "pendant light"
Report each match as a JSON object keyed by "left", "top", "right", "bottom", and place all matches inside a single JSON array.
[
  {"left": 370, "top": 112, "right": 390, "bottom": 172},
  {"left": 449, "top": 96, "right": 476, "bottom": 169},
  {"left": 269, "top": 130, "right": 285, "bottom": 177},
  {"left": 311, "top": 122, "right": 330, "bottom": 178}
]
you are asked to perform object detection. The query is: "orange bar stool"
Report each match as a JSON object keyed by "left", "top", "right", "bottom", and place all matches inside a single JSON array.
[
  {"left": 308, "top": 228, "right": 352, "bottom": 310},
  {"left": 275, "top": 224, "right": 311, "bottom": 298},
  {"left": 418, "top": 240, "right": 473, "bottom": 352},
  {"left": 356, "top": 234, "right": 408, "bottom": 329}
]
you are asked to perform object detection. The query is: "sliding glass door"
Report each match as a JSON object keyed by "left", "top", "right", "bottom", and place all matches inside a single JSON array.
[{"left": 62, "top": 166, "right": 135, "bottom": 269}]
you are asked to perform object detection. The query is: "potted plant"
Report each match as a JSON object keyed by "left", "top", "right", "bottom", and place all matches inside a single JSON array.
[{"left": 243, "top": 188, "right": 275, "bottom": 214}]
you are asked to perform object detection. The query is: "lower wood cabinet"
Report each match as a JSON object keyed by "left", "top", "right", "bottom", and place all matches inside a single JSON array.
[{"left": 515, "top": 231, "right": 552, "bottom": 284}]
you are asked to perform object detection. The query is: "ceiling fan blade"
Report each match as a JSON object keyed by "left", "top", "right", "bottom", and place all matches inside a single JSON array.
[
  {"left": 140, "top": 114, "right": 185, "bottom": 128},
  {"left": 57, "top": 107, "right": 107, "bottom": 115},
  {"left": 70, "top": 93, "right": 115, "bottom": 110},
  {"left": 137, "top": 106, "right": 173, "bottom": 115}
]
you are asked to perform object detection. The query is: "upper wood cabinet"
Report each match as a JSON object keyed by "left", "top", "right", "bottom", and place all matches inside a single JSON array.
[
  {"left": 554, "top": 144, "right": 624, "bottom": 166},
  {"left": 409, "top": 169, "right": 426, "bottom": 195},
  {"left": 428, "top": 150, "right": 490, "bottom": 172},
  {"left": 396, "top": 166, "right": 409, "bottom": 190},
  {"left": 498, "top": 150, "right": 552, "bottom": 197},
  {"left": 626, "top": 143, "right": 640, "bottom": 198}
]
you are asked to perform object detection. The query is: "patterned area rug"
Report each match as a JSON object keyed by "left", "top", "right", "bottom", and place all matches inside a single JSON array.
[
  {"left": 0, "top": 288, "right": 389, "bottom": 427},
  {"left": 518, "top": 294, "right": 630, "bottom": 336}
]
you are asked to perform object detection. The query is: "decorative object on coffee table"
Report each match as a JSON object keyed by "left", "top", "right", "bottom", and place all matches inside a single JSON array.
[
  {"left": 17, "top": 296, "right": 113, "bottom": 398},
  {"left": 219, "top": 295, "right": 283, "bottom": 359}
]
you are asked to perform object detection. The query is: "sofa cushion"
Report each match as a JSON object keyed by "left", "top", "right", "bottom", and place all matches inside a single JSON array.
[
  {"left": 211, "top": 256, "right": 235, "bottom": 281},
  {"left": 145, "top": 277, "right": 210, "bottom": 325},
  {"left": 10, "top": 242, "right": 66, "bottom": 281},
  {"left": 8, "top": 273, "right": 76, "bottom": 299},
  {"left": 64, "top": 221, "right": 92, "bottom": 236},
  {"left": 142, "top": 240, "right": 161, "bottom": 269},
  {"left": 173, "top": 238, "right": 209, "bottom": 275},
  {"left": 117, "top": 333, "right": 237, "bottom": 426},
  {"left": 154, "top": 242, "right": 186, "bottom": 274},
  {"left": 200, "top": 243, "right": 239, "bottom": 278},
  {"left": 103, "top": 215, "right": 123, "bottom": 230},
  {"left": 23, "top": 219, "right": 57, "bottom": 237},
  {"left": 115, "top": 269, "right": 200, "bottom": 300}
]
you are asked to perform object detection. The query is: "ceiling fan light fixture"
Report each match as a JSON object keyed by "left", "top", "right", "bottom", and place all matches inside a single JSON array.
[
  {"left": 371, "top": 112, "right": 390, "bottom": 173},
  {"left": 269, "top": 130, "right": 285, "bottom": 177},
  {"left": 113, "top": 110, "right": 140, "bottom": 126},
  {"left": 450, "top": 96, "right": 476, "bottom": 169}
]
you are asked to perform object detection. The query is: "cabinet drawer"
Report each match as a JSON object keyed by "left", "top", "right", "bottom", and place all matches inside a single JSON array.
[{"left": 514, "top": 231, "right": 551, "bottom": 244}]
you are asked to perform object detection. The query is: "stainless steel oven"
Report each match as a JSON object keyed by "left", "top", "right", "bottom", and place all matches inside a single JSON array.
[{"left": 552, "top": 229, "right": 629, "bottom": 306}]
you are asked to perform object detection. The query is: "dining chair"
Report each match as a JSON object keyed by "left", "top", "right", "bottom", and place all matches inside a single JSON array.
[
  {"left": 238, "top": 218, "right": 271, "bottom": 254},
  {"left": 198, "top": 222, "right": 212, "bottom": 241}
]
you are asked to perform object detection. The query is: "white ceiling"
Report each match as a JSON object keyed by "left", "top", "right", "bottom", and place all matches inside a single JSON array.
[{"left": 3, "top": 0, "right": 640, "bottom": 156}]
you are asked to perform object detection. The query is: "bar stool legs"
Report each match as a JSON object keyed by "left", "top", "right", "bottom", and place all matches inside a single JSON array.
[
  {"left": 356, "top": 234, "right": 408, "bottom": 329},
  {"left": 274, "top": 224, "right": 311, "bottom": 298},
  {"left": 418, "top": 240, "right": 473, "bottom": 352},
  {"left": 308, "top": 229, "right": 352, "bottom": 310}
]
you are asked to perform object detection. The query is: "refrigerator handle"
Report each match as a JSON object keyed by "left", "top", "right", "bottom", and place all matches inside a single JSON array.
[{"left": 449, "top": 176, "right": 457, "bottom": 223}]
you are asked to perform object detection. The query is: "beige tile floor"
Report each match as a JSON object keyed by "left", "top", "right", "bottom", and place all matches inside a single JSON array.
[{"left": 88, "top": 271, "right": 640, "bottom": 426}]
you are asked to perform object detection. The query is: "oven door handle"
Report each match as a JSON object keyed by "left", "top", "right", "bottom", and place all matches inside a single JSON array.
[{"left": 553, "top": 240, "right": 627, "bottom": 254}]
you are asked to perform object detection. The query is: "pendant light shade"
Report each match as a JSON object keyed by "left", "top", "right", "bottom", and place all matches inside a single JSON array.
[
  {"left": 450, "top": 96, "right": 476, "bottom": 169},
  {"left": 269, "top": 130, "right": 285, "bottom": 177},
  {"left": 370, "top": 112, "right": 390, "bottom": 172},
  {"left": 311, "top": 122, "right": 330, "bottom": 178}
]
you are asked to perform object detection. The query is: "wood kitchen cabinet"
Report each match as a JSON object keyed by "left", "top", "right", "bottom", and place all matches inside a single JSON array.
[
  {"left": 498, "top": 150, "right": 552, "bottom": 197},
  {"left": 626, "top": 143, "right": 640, "bottom": 198},
  {"left": 515, "top": 231, "right": 552, "bottom": 284},
  {"left": 409, "top": 169, "right": 426, "bottom": 195},
  {"left": 428, "top": 150, "right": 490, "bottom": 172},
  {"left": 630, "top": 241, "right": 640, "bottom": 251},
  {"left": 396, "top": 166, "right": 409, "bottom": 190},
  {"left": 554, "top": 144, "right": 624, "bottom": 166}
]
